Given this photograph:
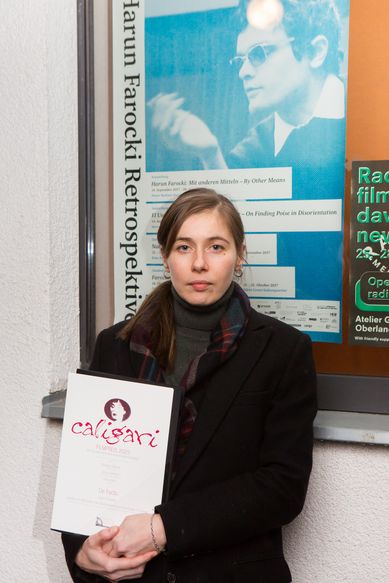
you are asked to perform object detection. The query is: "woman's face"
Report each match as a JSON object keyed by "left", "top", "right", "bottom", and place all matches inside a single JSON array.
[
  {"left": 110, "top": 400, "right": 126, "bottom": 421},
  {"left": 163, "top": 209, "right": 243, "bottom": 306}
]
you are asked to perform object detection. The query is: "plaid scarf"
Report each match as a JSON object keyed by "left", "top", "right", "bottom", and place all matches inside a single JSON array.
[{"left": 129, "top": 283, "right": 251, "bottom": 457}]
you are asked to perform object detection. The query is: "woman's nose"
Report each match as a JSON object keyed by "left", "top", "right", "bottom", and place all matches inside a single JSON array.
[{"left": 192, "top": 249, "right": 208, "bottom": 271}]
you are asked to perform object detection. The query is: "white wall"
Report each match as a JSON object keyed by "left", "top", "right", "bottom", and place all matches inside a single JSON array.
[
  {"left": 285, "top": 441, "right": 389, "bottom": 582},
  {"left": 0, "top": 1, "right": 78, "bottom": 581},
  {"left": 0, "top": 1, "right": 388, "bottom": 582}
]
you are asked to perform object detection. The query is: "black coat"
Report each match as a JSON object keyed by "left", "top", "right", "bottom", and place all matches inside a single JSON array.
[{"left": 62, "top": 308, "right": 317, "bottom": 583}]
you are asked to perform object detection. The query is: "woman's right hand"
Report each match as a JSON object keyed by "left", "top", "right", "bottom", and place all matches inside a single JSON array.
[{"left": 76, "top": 526, "right": 157, "bottom": 581}]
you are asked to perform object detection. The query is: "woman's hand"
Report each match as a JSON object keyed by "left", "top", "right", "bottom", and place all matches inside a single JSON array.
[
  {"left": 111, "top": 513, "right": 167, "bottom": 558},
  {"left": 76, "top": 526, "right": 157, "bottom": 581}
]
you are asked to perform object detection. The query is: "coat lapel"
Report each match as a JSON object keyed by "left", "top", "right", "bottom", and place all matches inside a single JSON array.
[{"left": 171, "top": 316, "right": 273, "bottom": 493}]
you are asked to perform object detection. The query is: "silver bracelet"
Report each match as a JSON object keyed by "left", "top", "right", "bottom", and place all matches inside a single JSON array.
[{"left": 150, "top": 513, "right": 164, "bottom": 554}]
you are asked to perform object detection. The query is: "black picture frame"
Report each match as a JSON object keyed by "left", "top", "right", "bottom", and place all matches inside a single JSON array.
[
  {"left": 76, "top": 1, "right": 389, "bottom": 440},
  {"left": 78, "top": 0, "right": 96, "bottom": 369}
]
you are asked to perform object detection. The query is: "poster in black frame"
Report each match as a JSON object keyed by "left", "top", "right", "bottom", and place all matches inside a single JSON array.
[{"left": 76, "top": 0, "right": 389, "bottom": 443}]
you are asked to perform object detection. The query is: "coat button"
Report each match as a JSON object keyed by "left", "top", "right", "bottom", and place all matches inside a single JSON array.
[{"left": 167, "top": 572, "right": 176, "bottom": 583}]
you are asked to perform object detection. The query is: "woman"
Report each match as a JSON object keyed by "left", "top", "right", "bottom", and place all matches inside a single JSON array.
[{"left": 62, "top": 188, "right": 317, "bottom": 582}]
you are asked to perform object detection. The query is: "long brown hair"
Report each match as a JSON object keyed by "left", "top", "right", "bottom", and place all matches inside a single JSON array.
[{"left": 119, "top": 188, "right": 245, "bottom": 370}]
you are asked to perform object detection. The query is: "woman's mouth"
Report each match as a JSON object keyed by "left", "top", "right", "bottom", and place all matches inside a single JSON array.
[{"left": 189, "top": 281, "right": 211, "bottom": 291}]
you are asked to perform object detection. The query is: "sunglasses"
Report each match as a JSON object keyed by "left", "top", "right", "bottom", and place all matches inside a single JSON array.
[{"left": 229, "top": 37, "right": 295, "bottom": 73}]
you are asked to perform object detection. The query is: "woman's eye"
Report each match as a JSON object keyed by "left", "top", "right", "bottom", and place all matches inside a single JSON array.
[
  {"left": 210, "top": 244, "right": 223, "bottom": 251},
  {"left": 177, "top": 244, "right": 190, "bottom": 252}
]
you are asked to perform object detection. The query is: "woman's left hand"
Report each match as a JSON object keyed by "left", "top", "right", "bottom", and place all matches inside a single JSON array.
[
  {"left": 110, "top": 513, "right": 167, "bottom": 558},
  {"left": 75, "top": 526, "right": 157, "bottom": 581}
]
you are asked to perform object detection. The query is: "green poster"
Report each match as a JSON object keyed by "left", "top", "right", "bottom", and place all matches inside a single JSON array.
[{"left": 349, "top": 160, "right": 389, "bottom": 345}]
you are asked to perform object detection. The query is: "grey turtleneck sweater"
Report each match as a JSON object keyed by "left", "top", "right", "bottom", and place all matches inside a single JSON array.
[{"left": 164, "top": 284, "right": 234, "bottom": 397}]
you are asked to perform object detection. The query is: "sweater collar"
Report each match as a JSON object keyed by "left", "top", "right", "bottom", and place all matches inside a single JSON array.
[{"left": 172, "top": 283, "right": 235, "bottom": 331}]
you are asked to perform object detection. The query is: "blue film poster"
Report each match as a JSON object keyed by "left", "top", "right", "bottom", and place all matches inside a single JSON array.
[{"left": 113, "top": 1, "right": 350, "bottom": 342}]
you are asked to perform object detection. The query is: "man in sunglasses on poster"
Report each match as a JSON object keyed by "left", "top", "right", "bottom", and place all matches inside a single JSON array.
[{"left": 148, "top": 0, "right": 345, "bottom": 178}]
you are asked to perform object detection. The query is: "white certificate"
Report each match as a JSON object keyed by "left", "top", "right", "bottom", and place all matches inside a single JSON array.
[{"left": 51, "top": 371, "right": 181, "bottom": 536}]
